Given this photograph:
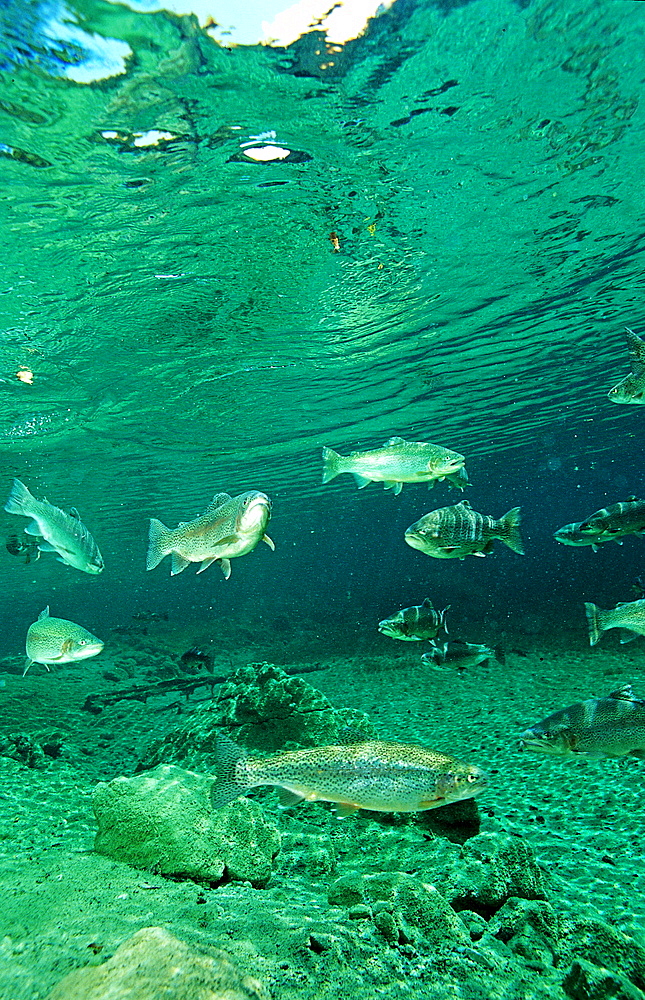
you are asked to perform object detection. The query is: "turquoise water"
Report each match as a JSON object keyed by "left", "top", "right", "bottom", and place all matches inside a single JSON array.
[{"left": 3, "top": 1, "right": 645, "bottom": 997}]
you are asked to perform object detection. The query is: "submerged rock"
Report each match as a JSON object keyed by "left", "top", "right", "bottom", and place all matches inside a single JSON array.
[
  {"left": 328, "top": 871, "right": 469, "bottom": 948},
  {"left": 440, "top": 832, "right": 549, "bottom": 917},
  {"left": 139, "top": 662, "right": 376, "bottom": 770},
  {"left": 93, "top": 764, "right": 280, "bottom": 886},
  {"left": 562, "top": 957, "right": 645, "bottom": 1000},
  {"left": 44, "top": 925, "right": 268, "bottom": 1000}
]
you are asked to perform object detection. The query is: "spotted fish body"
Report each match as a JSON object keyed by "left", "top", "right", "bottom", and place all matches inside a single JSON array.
[
  {"left": 519, "top": 685, "right": 645, "bottom": 758},
  {"left": 4, "top": 479, "right": 104, "bottom": 575},
  {"left": 585, "top": 599, "right": 645, "bottom": 646},
  {"left": 578, "top": 497, "right": 645, "bottom": 542},
  {"left": 210, "top": 734, "right": 488, "bottom": 814},
  {"left": 146, "top": 490, "right": 274, "bottom": 579},
  {"left": 322, "top": 436, "right": 467, "bottom": 496},
  {"left": 378, "top": 598, "right": 449, "bottom": 641},
  {"left": 405, "top": 500, "right": 524, "bottom": 560},
  {"left": 608, "top": 328, "right": 645, "bottom": 404},
  {"left": 25, "top": 606, "right": 104, "bottom": 676}
]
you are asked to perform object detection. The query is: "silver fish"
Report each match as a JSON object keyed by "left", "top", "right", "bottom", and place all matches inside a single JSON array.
[
  {"left": 405, "top": 500, "right": 524, "bottom": 560},
  {"left": 578, "top": 496, "right": 645, "bottom": 541},
  {"left": 146, "top": 490, "right": 274, "bottom": 579},
  {"left": 4, "top": 479, "right": 104, "bottom": 575},
  {"left": 585, "top": 598, "right": 645, "bottom": 646},
  {"left": 553, "top": 521, "right": 610, "bottom": 551},
  {"left": 25, "top": 606, "right": 104, "bottom": 676},
  {"left": 608, "top": 328, "right": 645, "bottom": 404},
  {"left": 422, "top": 640, "right": 499, "bottom": 671},
  {"left": 378, "top": 598, "right": 449, "bottom": 641},
  {"left": 210, "top": 732, "right": 488, "bottom": 815},
  {"left": 519, "top": 684, "right": 645, "bottom": 758},
  {"left": 322, "top": 436, "right": 466, "bottom": 495}
]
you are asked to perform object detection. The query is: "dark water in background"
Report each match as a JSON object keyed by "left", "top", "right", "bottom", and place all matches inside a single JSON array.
[{"left": 1, "top": 0, "right": 645, "bottom": 660}]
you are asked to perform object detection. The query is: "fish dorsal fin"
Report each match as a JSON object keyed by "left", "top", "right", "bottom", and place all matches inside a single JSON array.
[
  {"left": 626, "top": 496, "right": 642, "bottom": 503},
  {"left": 205, "top": 493, "right": 232, "bottom": 513},
  {"left": 609, "top": 684, "right": 636, "bottom": 701},
  {"left": 69, "top": 507, "right": 81, "bottom": 520},
  {"left": 38, "top": 606, "right": 50, "bottom": 621},
  {"left": 385, "top": 436, "right": 406, "bottom": 446},
  {"left": 626, "top": 328, "right": 645, "bottom": 373},
  {"left": 458, "top": 500, "right": 472, "bottom": 509},
  {"left": 421, "top": 598, "right": 434, "bottom": 608}
]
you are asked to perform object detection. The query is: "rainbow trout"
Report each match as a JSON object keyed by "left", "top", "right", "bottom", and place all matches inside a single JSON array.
[
  {"left": 210, "top": 733, "right": 488, "bottom": 815},
  {"left": 405, "top": 500, "right": 524, "bottom": 559},
  {"left": 322, "top": 436, "right": 467, "bottom": 495},
  {"left": 25, "top": 607, "right": 104, "bottom": 676},
  {"left": 146, "top": 490, "right": 274, "bottom": 579},
  {"left": 585, "top": 598, "right": 645, "bottom": 645},
  {"left": 608, "top": 328, "right": 645, "bottom": 404},
  {"left": 519, "top": 684, "right": 645, "bottom": 758},
  {"left": 4, "top": 479, "right": 104, "bottom": 575}
]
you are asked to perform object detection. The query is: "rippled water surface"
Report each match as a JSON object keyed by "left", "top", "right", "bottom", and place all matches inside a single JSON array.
[{"left": 2, "top": 0, "right": 645, "bottom": 635}]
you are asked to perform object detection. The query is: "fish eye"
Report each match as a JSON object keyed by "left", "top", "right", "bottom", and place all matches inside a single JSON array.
[
  {"left": 78, "top": 639, "right": 87, "bottom": 645},
  {"left": 466, "top": 773, "right": 479, "bottom": 783}
]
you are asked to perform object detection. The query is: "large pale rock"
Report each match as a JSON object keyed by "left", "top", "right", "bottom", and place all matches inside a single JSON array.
[
  {"left": 45, "top": 926, "right": 268, "bottom": 1000},
  {"left": 93, "top": 764, "right": 280, "bottom": 886}
]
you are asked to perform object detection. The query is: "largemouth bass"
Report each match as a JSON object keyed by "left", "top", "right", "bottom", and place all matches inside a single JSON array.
[
  {"left": 519, "top": 684, "right": 645, "bottom": 758},
  {"left": 405, "top": 500, "right": 523, "bottom": 559},
  {"left": 210, "top": 733, "right": 488, "bottom": 815},
  {"left": 322, "top": 436, "right": 466, "bottom": 495},
  {"left": 4, "top": 479, "right": 104, "bottom": 575},
  {"left": 146, "top": 490, "right": 274, "bottom": 579}
]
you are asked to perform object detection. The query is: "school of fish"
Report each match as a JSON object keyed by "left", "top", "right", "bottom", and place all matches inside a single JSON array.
[{"left": 5, "top": 324, "right": 645, "bottom": 819}]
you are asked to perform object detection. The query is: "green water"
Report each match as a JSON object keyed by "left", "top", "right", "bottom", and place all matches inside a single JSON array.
[{"left": 2, "top": 1, "right": 645, "bottom": 997}]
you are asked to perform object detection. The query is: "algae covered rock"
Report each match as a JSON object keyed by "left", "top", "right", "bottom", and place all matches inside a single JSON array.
[
  {"left": 562, "top": 957, "right": 645, "bottom": 1000},
  {"left": 45, "top": 925, "right": 268, "bottom": 1000},
  {"left": 93, "top": 764, "right": 280, "bottom": 886},
  {"left": 139, "top": 662, "right": 376, "bottom": 770},
  {"left": 485, "top": 896, "right": 559, "bottom": 964},
  {"left": 559, "top": 917, "right": 645, "bottom": 995},
  {"left": 328, "top": 871, "right": 468, "bottom": 948},
  {"left": 440, "top": 832, "right": 548, "bottom": 917}
]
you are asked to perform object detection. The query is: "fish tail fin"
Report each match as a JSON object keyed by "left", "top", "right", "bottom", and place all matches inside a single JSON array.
[
  {"left": 210, "top": 732, "right": 250, "bottom": 809},
  {"left": 584, "top": 602, "right": 604, "bottom": 646},
  {"left": 499, "top": 507, "right": 524, "bottom": 554},
  {"left": 322, "top": 446, "right": 343, "bottom": 484},
  {"left": 146, "top": 518, "right": 172, "bottom": 571},
  {"left": 440, "top": 605, "right": 450, "bottom": 633},
  {"left": 4, "top": 478, "right": 35, "bottom": 517}
]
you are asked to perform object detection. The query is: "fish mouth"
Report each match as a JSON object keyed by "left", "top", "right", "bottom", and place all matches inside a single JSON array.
[
  {"left": 439, "top": 457, "right": 465, "bottom": 474},
  {"left": 403, "top": 531, "right": 427, "bottom": 551},
  {"left": 75, "top": 641, "right": 104, "bottom": 659}
]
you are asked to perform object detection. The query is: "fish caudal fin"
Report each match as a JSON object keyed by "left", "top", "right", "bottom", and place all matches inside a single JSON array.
[
  {"left": 322, "top": 446, "right": 343, "bottom": 484},
  {"left": 499, "top": 507, "right": 524, "bottom": 554},
  {"left": 584, "top": 602, "right": 604, "bottom": 646},
  {"left": 4, "top": 478, "right": 35, "bottom": 517},
  {"left": 146, "top": 518, "right": 172, "bottom": 571},
  {"left": 210, "top": 732, "right": 250, "bottom": 809}
]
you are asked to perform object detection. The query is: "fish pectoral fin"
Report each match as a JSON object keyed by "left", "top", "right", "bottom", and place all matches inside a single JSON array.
[
  {"left": 196, "top": 557, "right": 218, "bottom": 574},
  {"left": 24, "top": 520, "right": 42, "bottom": 536},
  {"left": 22, "top": 659, "right": 34, "bottom": 677},
  {"left": 262, "top": 534, "right": 275, "bottom": 550},
  {"left": 335, "top": 802, "right": 360, "bottom": 817},
  {"left": 220, "top": 558, "right": 232, "bottom": 580},
  {"left": 277, "top": 788, "right": 306, "bottom": 808},
  {"left": 386, "top": 436, "right": 406, "bottom": 446},
  {"left": 37, "top": 542, "right": 57, "bottom": 552},
  {"left": 629, "top": 749, "right": 645, "bottom": 759},
  {"left": 56, "top": 557, "right": 75, "bottom": 567},
  {"left": 352, "top": 473, "right": 372, "bottom": 489},
  {"left": 171, "top": 553, "right": 191, "bottom": 576},
  {"left": 620, "top": 629, "right": 641, "bottom": 643},
  {"left": 419, "top": 797, "right": 443, "bottom": 809}
]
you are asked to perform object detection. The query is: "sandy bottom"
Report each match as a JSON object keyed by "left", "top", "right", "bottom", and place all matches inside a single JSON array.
[{"left": 1, "top": 622, "right": 644, "bottom": 998}]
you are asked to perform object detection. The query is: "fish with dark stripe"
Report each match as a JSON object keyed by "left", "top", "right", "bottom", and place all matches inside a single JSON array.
[
  {"left": 578, "top": 496, "right": 645, "bottom": 542},
  {"left": 519, "top": 684, "right": 645, "bottom": 758},
  {"left": 405, "top": 500, "right": 524, "bottom": 560},
  {"left": 378, "top": 598, "right": 449, "bottom": 641},
  {"left": 608, "top": 328, "right": 645, "bottom": 404}
]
